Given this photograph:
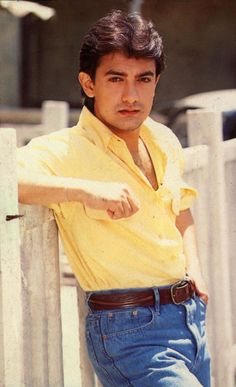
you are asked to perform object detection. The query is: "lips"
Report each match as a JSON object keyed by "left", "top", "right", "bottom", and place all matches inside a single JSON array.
[{"left": 118, "top": 109, "right": 140, "bottom": 116}]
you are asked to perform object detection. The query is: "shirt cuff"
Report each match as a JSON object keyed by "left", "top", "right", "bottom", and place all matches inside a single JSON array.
[{"left": 180, "top": 181, "right": 198, "bottom": 211}]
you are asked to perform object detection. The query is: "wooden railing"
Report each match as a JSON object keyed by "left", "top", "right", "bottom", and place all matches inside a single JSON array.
[{"left": 0, "top": 108, "right": 235, "bottom": 386}]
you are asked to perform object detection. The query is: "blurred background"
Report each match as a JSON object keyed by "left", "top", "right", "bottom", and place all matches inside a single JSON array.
[
  {"left": 1, "top": 0, "right": 236, "bottom": 146},
  {"left": 1, "top": 2, "right": 236, "bottom": 385}
]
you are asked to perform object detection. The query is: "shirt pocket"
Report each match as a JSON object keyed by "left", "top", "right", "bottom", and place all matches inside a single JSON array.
[{"left": 84, "top": 206, "right": 112, "bottom": 221}]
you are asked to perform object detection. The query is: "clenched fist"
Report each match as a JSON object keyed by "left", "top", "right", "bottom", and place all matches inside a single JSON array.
[{"left": 74, "top": 180, "right": 140, "bottom": 220}]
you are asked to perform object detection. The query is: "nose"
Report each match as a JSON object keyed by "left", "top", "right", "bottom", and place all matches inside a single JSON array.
[{"left": 122, "top": 82, "right": 139, "bottom": 105}]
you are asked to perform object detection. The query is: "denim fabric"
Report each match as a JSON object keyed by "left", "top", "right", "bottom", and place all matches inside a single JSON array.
[{"left": 85, "top": 288, "right": 211, "bottom": 387}]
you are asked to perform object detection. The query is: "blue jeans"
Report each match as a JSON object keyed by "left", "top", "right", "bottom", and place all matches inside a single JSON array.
[{"left": 85, "top": 287, "right": 211, "bottom": 386}]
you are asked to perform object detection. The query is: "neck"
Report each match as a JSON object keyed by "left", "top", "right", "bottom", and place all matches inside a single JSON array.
[
  {"left": 112, "top": 127, "right": 141, "bottom": 154},
  {"left": 88, "top": 105, "right": 141, "bottom": 154}
]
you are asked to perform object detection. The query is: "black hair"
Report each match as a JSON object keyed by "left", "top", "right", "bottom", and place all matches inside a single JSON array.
[{"left": 79, "top": 10, "right": 165, "bottom": 105}]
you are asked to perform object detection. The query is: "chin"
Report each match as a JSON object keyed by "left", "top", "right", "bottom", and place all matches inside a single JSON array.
[
  {"left": 125, "top": 122, "right": 144, "bottom": 131},
  {"left": 120, "top": 117, "right": 145, "bottom": 129},
  {"left": 123, "top": 125, "right": 142, "bottom": 132}
]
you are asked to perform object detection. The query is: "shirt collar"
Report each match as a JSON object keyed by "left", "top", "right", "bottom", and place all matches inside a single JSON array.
[
  {"left": 78, "top": 106, "right": 168, "bottom": 165},
  {"left": 78, "top": 106, "right": 117, "bottom": 150}
]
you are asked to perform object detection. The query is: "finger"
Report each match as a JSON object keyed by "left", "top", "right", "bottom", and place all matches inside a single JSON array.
[
  {"left": 198, "top": 292, "right": 209, "bottom": 304},
  {"left": 107, "top": 209, "right": 124, "bottom": 219},
  {"left": 194, "top": 285, "right": 209, "bottom": 305},
  {"left": 110, "top": 210, "right": 123, "bottom": 219},
  {"left": 201, "top": 295, "right": 209, "bottom": 305},
  {"left": 121, "top": 199, "right": 133, "bottom": 218},
  {"left": 127, "top": 194, "right": 140, "bottom": 214},
  {"left": 107, "top": 203, "right": 124, "bottom": 220},
  {"left": 107, "top": 209, "right": 115, "bottom": 218}
]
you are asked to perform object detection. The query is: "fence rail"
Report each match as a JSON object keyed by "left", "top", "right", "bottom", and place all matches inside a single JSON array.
[{"left": 0, "top": 105, "right": 235, "bottom": 386}]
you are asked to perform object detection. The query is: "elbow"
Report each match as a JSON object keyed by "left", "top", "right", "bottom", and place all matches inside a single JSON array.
[{"left": 18, "top": 183, "right": 32, "bottom": 204}]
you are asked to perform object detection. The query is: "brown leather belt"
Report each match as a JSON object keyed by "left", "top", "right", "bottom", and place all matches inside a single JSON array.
[{"left": 88, "top": 279, "right": 196, "bottom": 311}]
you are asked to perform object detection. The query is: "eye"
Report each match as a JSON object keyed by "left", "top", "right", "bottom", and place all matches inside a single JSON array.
[
  {"left": 108, "top": 77, "right": 123, "bottom": 83},
  {"left": 138, "top": 77, "right": 152, "bottom": 83}
]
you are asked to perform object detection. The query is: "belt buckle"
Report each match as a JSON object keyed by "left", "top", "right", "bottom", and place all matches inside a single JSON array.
[{"left": 170, "top": 279, "right": 189, "bottom": 305}]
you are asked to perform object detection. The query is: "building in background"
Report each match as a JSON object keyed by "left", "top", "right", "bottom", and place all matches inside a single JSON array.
[{"left": 1, "top": 0, "right": 236, "bottom": 116}]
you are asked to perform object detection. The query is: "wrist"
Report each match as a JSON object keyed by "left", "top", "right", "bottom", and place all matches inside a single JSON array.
[{"left": 65, "top": 179, "right": 89, "bottom": 204}]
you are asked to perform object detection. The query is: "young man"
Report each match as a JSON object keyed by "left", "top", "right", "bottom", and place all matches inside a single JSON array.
[{"left": 17, "top": 10, "right": 211, "bottom": 387}]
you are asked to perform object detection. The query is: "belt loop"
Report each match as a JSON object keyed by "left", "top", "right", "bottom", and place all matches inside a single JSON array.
[
  {"left": 86, "top": 292, "right": 93, "bottom": 313},
  {"left": 152, "top": 287, "right": 160, "bottom": 314}
]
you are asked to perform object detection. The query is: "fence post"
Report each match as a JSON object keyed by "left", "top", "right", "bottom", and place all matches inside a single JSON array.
[
  {"left": 0, "top": 128, "right": 25, "bottom": 386},
  {"left": 187, "top": 110, "right": 234, "bottom": 387},
  {"left": 77, "top": 285, "right": 97, "bottom": 387},
  {"left": 20, "top": 205, "right": 64, "bottom": 387},
  {"left": 42, "top": 100, "right": 69, "bottom": 131}
]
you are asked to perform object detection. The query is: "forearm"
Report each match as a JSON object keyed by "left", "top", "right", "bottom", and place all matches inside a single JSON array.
[
  {"left": 18, "top": 171, "right": 85, "bottom": 205},
  {"left": 17, "top": 170, "right": 140, "bottom": 219},
  {"left": 176, "top": 209, "right": 208, "bottom": 300},
  {"left": 182, "top": 222, "right": 206, "bottom": 290}
]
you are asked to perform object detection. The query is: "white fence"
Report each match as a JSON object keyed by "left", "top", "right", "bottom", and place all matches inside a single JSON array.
[
  {"left": 185, "top": 111, "right": 236, "bottom": 387},
  {"left": 0, "top": 105, "right": 235, "bottom": 386}
]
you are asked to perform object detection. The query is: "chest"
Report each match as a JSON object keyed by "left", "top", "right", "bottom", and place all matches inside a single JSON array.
[
  {"left": 131, "top": 140, "right": 158, "bottom": 190},
  {"left": 73, "top": 135, "right": 161, "bottom": 192}
]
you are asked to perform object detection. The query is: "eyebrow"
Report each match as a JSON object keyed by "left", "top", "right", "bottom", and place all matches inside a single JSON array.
[{"left": 105, "top": 70, "right": 155, "bottom": 78}]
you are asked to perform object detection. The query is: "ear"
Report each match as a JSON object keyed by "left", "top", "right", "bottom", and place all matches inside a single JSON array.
[{"left": 78, "top": 72, "right": 95, "bottom": 98}]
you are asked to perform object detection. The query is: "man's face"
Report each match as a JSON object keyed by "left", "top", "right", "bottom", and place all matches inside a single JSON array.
[{"left": 80, "top": 52, "right": 159, "bottom": 135}]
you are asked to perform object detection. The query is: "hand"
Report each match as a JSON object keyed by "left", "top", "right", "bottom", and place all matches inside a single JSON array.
[
  {"left": 189, "top": 277, "right": 209, "bottom": 305},
  {"left": 186, "top": 273, "right": 209, "bottom": 305},
  {"left": 77, "top": 180, "right": 140, "bottom": 220},
  {"left": 195, "top": 288, "right": 209, "bottom": 305}
]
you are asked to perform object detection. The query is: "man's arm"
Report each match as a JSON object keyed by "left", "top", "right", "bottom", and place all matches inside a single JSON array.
[
  {"left": 176, "top": 209, "right": 209, "bottom": 304},
  {"left": 18, "top": 170, "right": 140, "bottom": 220}
]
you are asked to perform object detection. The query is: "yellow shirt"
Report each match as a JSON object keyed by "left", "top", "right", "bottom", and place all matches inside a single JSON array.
[{"left": 17, "top": 107, "right": 197, "bottom": 291}]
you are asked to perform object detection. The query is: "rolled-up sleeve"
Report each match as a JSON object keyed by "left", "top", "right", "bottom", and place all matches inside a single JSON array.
[
  {"left": 166, "top": 129, "right": 198, "bottom": 212},
  {"left": 180, "top": 178, "right": 198, "bottom": 211},
  {"left": 17, "top": 132, "right": 71, "bottom": 213}
]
